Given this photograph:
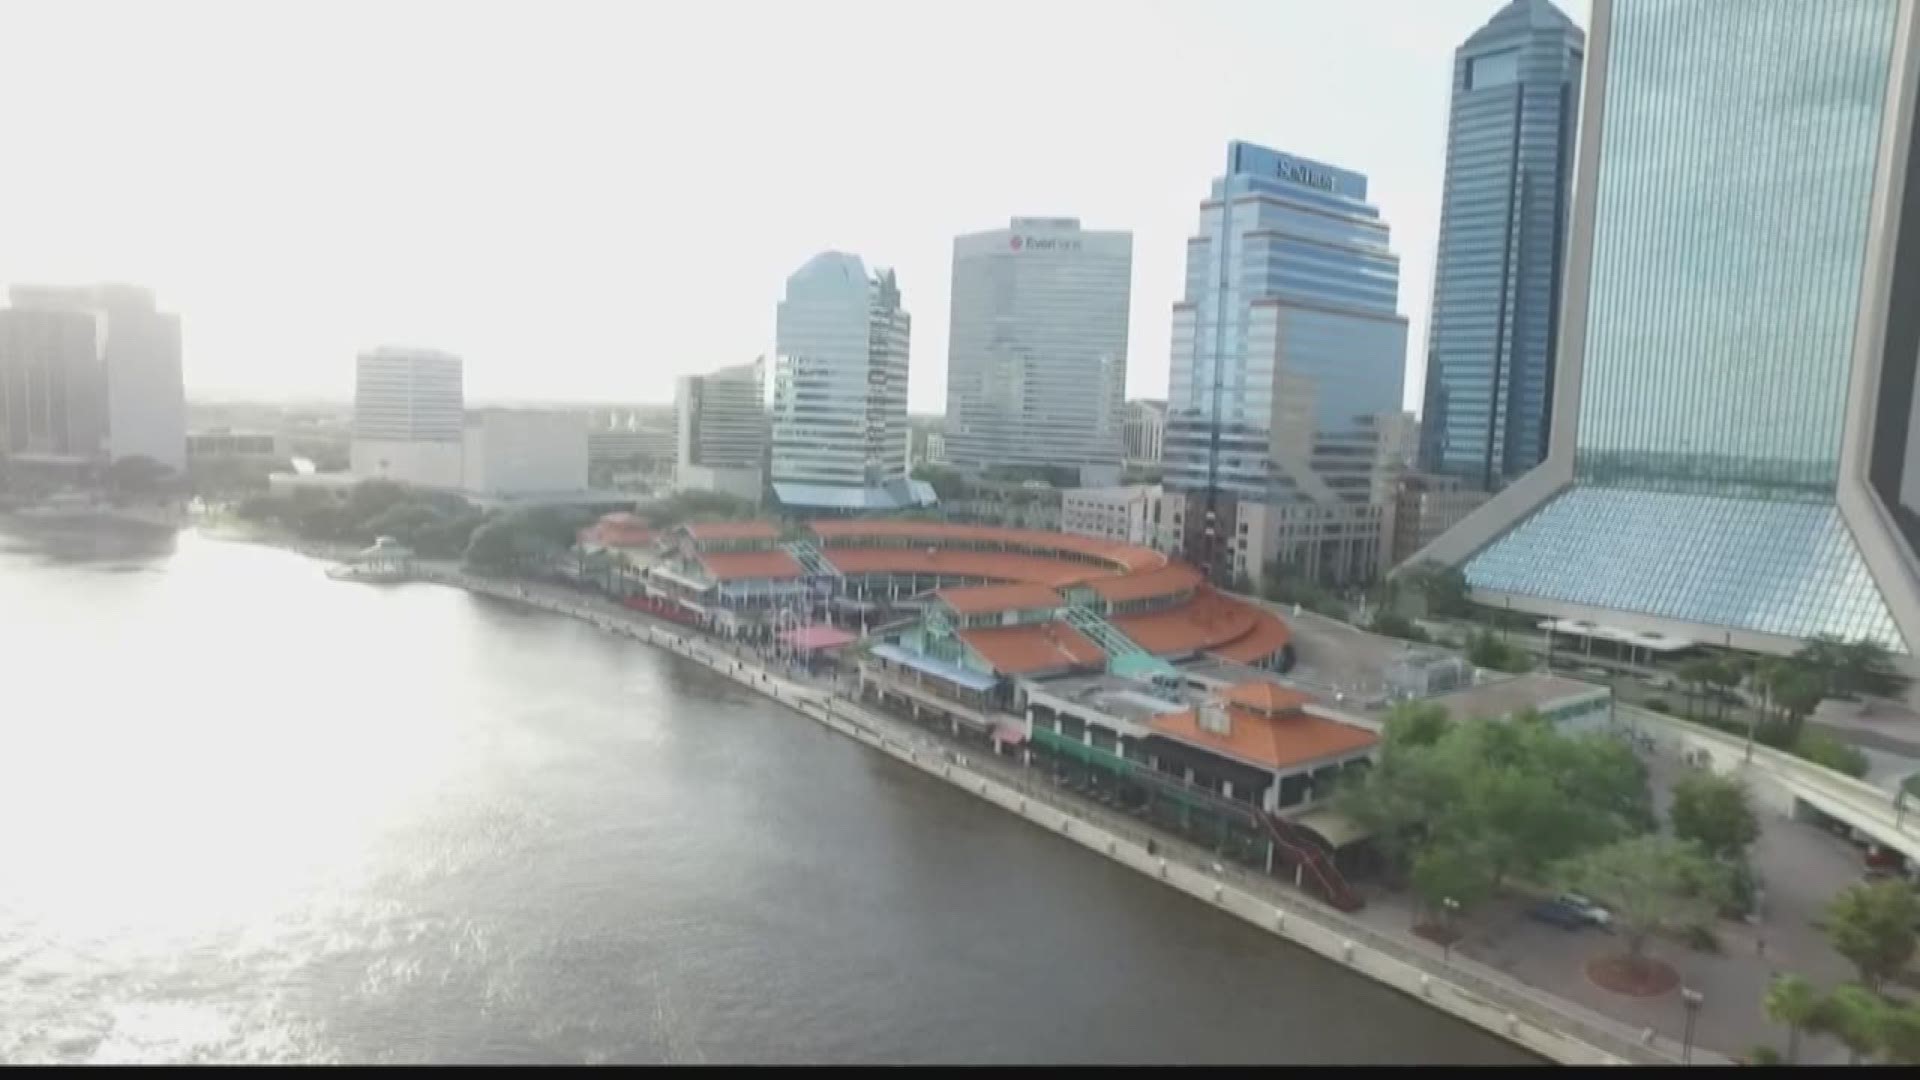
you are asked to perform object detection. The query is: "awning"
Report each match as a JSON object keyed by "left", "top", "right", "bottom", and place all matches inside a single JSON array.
[
  {"left": 1289, "top": 807, "right": 1373, "bottom": 850},
  {"left": 993, "top": 724, "right": 1029, "bottom": 746},
  {"left": 870, "top": 643, "right": 999, "bottom": 692},
  {"left": 780, "top": 625, "right": 859, "bottom": 653}
]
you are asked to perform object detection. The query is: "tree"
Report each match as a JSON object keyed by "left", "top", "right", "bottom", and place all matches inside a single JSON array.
[
  {"left": 1877, "top": 1000, "right": 1920, "bottom": 1065},
  {"left": 1467, "top": 628, "right": 1532, "bottom": 674},
  {"left": 1669, "top": 772, "right": 1759, "bottom": 861},
  {"left": 1411, "top": 841, "right": 1493, "bottom": 918},
  {"left": 1814, "top": 984, "right": 1886, "bottom": 1065},
  {"left": 1383, "top": 700, "right": 1451, "bottom": 749},
  {"left": 104, "top": 454, "right": 174, "bottom": 497},
  {"left": 1824, "top": 880, "right": 1920, "bottom": 991},
  {"left": 1400, "top": 560, "right": 1471, "bottom": 619},
  {"left": 1677, "top": 657, "right": 1720, "bottom": 721},
  {"left": 1763, "top": 973, "right": 1820, "bottom": 1064},
  {"left": 1839, "top": 637, "right": 1912, "bottom": 700},
  {"left": 1369, "top": 609, "right": 1430, "bottom": 644},
  {"left": 1558, "top": 836, "right": 1730, "bottom": 979}
]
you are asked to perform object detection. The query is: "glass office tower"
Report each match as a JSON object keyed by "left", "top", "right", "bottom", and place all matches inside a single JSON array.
[
  {"left": 1419, "top": 0, "right": 1584, "bottom": 490},
  {"left": 1417, "top": 0, "right": 1920, "bottom": 657}
]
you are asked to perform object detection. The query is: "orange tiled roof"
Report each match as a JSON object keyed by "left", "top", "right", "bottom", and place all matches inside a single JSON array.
[
  {"left": 1210, "top": 607, "right": 1294, "bottom": 664},
  {"left": 1084, "top": 561, "right": 1203, "bottom": 604},
  {"left": 682, "top": 520, "right": 780, "bottom": 543},
  {"left": 821, "top": 547, "right": 1102, "bottom": 589},
  {"left": 1112, "top": 587, "right": 1258, "bottom": 656},
  {"left": 807, "top": 519, "right": 1166, "bottom": 572},
  {"left": 957, "top": 621, "right": 1105, "bottom": 676},
  {"left": 699, "top": 549, "right": 805, "bottom": 581},
  {"left": 1150, "top": 703, "right": 1377, "bottom": 772},
  {"left": 1221, "top": 680, "right": 1312, "bottom": 715},
  {"left": 935, "top": 582, "right": 1064, "bottom": 616}
]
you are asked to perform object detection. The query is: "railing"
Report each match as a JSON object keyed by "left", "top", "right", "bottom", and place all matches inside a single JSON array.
[
  {"left": 1062, "top": 604, "right": 1179, "bottom": 680},
  {"left": 784, "top": 540, "right": 841, "bottom": 578}
]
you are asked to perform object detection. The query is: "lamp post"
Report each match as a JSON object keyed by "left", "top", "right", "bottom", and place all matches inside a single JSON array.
[
  {"left": 1680, "top": 987, "right": 1704, "bottom": 1064},
  {"left": 1442, "top": 896, "right": 1461, "bottom": 964}
]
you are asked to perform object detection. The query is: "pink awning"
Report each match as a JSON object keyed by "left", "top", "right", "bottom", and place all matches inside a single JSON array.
[{"left": 779, "top": 625, "right": 859, "bottom": 653}]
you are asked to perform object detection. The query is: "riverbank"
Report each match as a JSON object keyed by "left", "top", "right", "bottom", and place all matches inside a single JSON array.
[{"left": 373, "top": 561, "right": 1709, "bottom": 1066}]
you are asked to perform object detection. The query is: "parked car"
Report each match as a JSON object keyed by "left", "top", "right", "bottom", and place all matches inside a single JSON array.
[
  {"left": 1528, "top": 898, "right": 1590, "bottom": 930},
  {"left": 1558, "top": 893, "right": 1613, "bottom": 929}
]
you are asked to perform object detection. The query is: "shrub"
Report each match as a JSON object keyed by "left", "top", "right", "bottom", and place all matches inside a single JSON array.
[
  {"left": 1746, "top": 1045, "right": 1782, "bottom": 1066},
  {"left": 1643, "top": 699, "right": 1671, "bottom": 715},
  {"left": 1793, "top": 733, "right": 1870, "bottom": 779}
]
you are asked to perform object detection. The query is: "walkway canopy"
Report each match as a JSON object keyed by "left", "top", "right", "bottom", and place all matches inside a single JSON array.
[{"left": 780, "top": 625, "right": 859, "bottom": 654}]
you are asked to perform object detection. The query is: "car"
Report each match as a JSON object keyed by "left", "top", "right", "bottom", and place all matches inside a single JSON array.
[
  {"left": 1528, "top": 898, "right": 1590, "bottom": 930},
  {"left": 1558, "top": 893, "right": 1614, "bottom": 929}
]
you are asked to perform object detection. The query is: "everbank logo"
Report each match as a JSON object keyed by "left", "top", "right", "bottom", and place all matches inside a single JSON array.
[
  {"left": 1008, "top": 235, "right": 1081, "bottom": 253},
  {"left": 1009, "top": 237, "right": 1023, "bottom": 251}
]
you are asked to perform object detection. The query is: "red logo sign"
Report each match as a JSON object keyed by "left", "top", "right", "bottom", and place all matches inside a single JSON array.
[{"left": 1009, "top": 237, "right": 1023, "bottom": 251}]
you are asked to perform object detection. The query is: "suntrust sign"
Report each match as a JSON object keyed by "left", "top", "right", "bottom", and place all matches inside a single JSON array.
[
  {"left": 1275, "top": 157, "right": 1337, "bottom": 192},
  {"left": 1008, "top": 235, "right": 1083, "bottom": 253}
]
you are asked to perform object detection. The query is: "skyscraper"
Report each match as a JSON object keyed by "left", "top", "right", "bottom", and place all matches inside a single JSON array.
[
  {"left": 1417, "top": 0, "right": 1920, "bottom": 660},
  {"left": 943, "top": 217, "right": 1132, "bottom": 484},
  {"left": 1419, "top": 0, "right": 1585, "bottom": 490},
  {"left": 675, "top": 358, "right": 767, "bottom": 502},
  {"left": 771, "top": 253, "right": 927, "bottom": 511},
  {"left": 350, "top": 346, "right": 465, "bottom": 488},
  {"left": 0, "top": 284, "right": 184, "bottom": 471},
  {"left": 1162, "top": 141, "right": 1412, "bottom": 585}
]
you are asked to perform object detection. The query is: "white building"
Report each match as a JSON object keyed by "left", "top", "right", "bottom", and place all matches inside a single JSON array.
[
  {"left": 350, "top": 346, "right": 465, "bottom": 489},
  {"left": 1061, "top": 484, "right": 1160, "bottom": 546},
  {"left": 675, "top": 358, "right": 766, "bottom": 503},
  {"left": 0, "top": 284, "right": 185, "bottom": 471},
  {"left": 461, "top": 408, "right": 589, "bottom": 498},
  {"left": 1123, "top": 399, "right": 1165, "bottom": 467},
  {"left": 771, "top": 253, "right": 928, "bottom": 511},
  {"left": 943, "top": 218, "right": 1132, "bottom": 483}
]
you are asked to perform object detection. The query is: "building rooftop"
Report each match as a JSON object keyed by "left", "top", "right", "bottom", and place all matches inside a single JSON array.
[
  {"left": 1150, "top": 702, "right": 1378, "bottom": 772},
  {"left": 957, "top": 621, "right": 1105, "bottom": 676},
  {"left": 935, "top": 582, "right": 1064, "bottom": 616},
  {"left": 1084, "top": 562, "right": 1203, "bottom": 604},
  {"left": 1221, "top": 680, "right": 1314, "bottom": 715},
  {"left": 698, "top": 549, "right": 805, "bottom": 582},
  {"left": 1421, "top": 672, "right": 1610, "bottom": 723}
]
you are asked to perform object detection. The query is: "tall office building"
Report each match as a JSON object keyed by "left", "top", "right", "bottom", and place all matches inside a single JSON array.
[
  {"left": 0, "top": 284, "right": 184, "bottom": 471},
  {"left": 943, "top": 217, "right": 1132, "bottom": 484},
  {"left": 1124, "top": 399, "right": 1167, "bottom": 467},
  {"left": 1419, "top": 0, "right": 1585, "bottom": 490},
  {"left": 675, "top": 358, "right": 767, "bottom": 502},
  {"left": 1162, "top": 141, "right": 1412, "bottom": 585},
  {"left": 1418, "top": 0, "right": 1920, "bottom": 660},
  {"left": 349, "top": 345, "right": 465, "bottom": 488},
  {"left": 771, "top": 253, "right": 928, "bottom": 510}
]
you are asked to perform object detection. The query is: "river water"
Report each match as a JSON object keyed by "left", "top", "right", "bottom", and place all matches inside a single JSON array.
[{"left": 0, "top": 522, "right": 1531, "bottom": 1065}]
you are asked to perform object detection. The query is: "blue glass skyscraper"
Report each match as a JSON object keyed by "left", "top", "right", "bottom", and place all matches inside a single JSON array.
[
  {"left": 1417, "top": 0, "right": 1920, "bottom": 660},
  {"left": 1164, "top": 142, "right": 1410, "bottom": 584},
  {"left": 1419, "top": 0, "right": 1584, "bottom": 491}
]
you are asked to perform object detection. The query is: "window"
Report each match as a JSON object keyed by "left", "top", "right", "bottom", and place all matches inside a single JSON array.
[{"left": 1465, "top": 47, "right": 1519, "bottom": 90}]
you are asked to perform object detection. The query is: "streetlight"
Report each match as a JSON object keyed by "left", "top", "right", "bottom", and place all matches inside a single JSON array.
[
  {"left": 1680, "top": 987, "right": 1704, "bottom": 1064},
  {"left": 1442, "top": 897, "right": 1461, "bottom": 964}
]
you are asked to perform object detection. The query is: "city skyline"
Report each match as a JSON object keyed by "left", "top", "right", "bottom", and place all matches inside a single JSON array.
[{"left": 0, "top": 0, "right": 1589, "bottom": 414}]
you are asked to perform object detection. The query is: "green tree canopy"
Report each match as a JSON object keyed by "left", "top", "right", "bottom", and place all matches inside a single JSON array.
[
  {"left": 1814, "top": 984, "right": 1887, "bottom": 1065},
  {"left": 1466, "top": 629, "right": 1532, "bottom": 674},
  {"left": 1669, "top": 772, "right": 1760, "bottom": 861},
  {"left": 1557, "top": 835, "right": 1730, "bottom": 971},
  {"left": 1825, "top": 880, "right": 1920, "bottom": 991},
  {"left": 1763, "top": 973, "right": 1821, "bottom": 1064}
]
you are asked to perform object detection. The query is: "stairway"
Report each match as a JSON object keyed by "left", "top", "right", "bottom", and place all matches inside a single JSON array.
[
  {"left": 1062, "top": 604, "right": 1177, "bottom": 680},
  {"left": 784, "top": 540, "right": 841, "bottom": 578}
]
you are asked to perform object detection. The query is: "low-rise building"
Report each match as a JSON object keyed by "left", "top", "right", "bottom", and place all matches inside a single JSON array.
[
  {"left": 1420, "top": 672, "right": 1614, "bottom": 737},
  {"left": 1391, "top": 472, "right": 1491, "bottom": 569},
  {"left": 186, "top": 429, "right": 284, "bottom": 464},
  {"left": 462, "top": 409, "right": 590, "bottom": 499},
  {"left": 1061, "top": 484, "right": 1160, "bottom": 545}
]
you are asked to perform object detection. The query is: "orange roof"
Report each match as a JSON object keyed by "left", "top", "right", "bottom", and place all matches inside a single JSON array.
[
  {"left": 699, "top": 549, "right": 805, "bottom": 581},
  {"left": 1221, "top": 681, "right": 1312, "bottom": 715},
  {"left": 1112, "top": 587, "right": 1257, "bottom": 656},
  {"left": 682, "top": 520, "right": 780, "bottom": 543},
  {"left": 1150, "top": 703, "right": 1377, "bottom": 772},
  {"left": 936, "top": 582, "right": 1064, "bottom": 616},
  {"left": 821, "top": 547, "right": 1102, "bottom": 589},
  {"left": 1210, "top": 607, "right": 1294, "bottom": 665},
  {"left": 807, "top": 519, "right": 1166, "bottom": 572},
  {"left": 957, "top": 621, "right": 1105, "bottom": 675},
  {"left": 1084, "top": 561, "right": 1203, "bottom": 604},
  {"left": 583, "top": 515, "right": 655, "bottom": 548}
]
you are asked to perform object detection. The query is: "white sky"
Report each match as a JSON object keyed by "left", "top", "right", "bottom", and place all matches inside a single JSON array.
[{"left": 0, "top": 0, "right": 1588, "bottom": 413}]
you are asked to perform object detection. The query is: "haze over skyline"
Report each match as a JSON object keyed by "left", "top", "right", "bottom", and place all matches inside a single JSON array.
[{"left": 0, "top": 0, "right": 1589, "bottom": 413}]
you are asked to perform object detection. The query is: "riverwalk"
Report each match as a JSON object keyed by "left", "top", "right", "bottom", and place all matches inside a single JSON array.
[{"left": 385, "top": 563, "right": 1716, "bottom": 1066}]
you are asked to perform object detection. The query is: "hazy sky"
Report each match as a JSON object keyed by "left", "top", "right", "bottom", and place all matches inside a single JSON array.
[{"left": 1, "top": 0, "right": 1587, "bottom": 413}]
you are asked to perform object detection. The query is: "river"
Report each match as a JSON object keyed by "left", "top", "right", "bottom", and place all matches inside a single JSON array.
[{"left": 0, "top": 521, "right": 1532, "bottom": 1065}]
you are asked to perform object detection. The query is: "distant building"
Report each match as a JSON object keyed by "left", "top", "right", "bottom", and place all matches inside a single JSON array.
[
  {"left": 1421, "top": 672, "right": 1613, "bottom": 738},
  {"left": 461, "top": 409, "right": 589, "bottom": 498},
  {"left": 1162, "top": 142, "right": 1412, "bottom": 588},
  {"left": 771, "top": 253, "right": 929, "bottom": 511},
  {"left": 0, "top": 284, "right": 185, "bottom": 471},
  {"left": 1061, "top": 484, "right": 1160, "bottom": 546},
  {"left": 1123, "top": 399, "right": 1166, "bottom": 467},
  {"left": 943, "top": 218, "right": 1132, "bottom": 482},
  {"left": 186, "top": 429, "right": 284, "bottom": 464},
  {"left": 1390, "top": 472, "right": 1492, "bottom": 568},
  {"left": 350, "top": 346, "right": 465, "bottom": 489},
  {"left": 1419, "top": 0, "right": 1585, "bottom": 491},
  {"left": 675, "top": 359, "right": 766, "bottom": 503}
]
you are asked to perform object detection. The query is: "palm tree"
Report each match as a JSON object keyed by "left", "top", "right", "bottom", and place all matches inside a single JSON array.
[
  {"left": 1764, "top": 973, "right": 1820, "bottom": 1064},
  {"left": 1814, "top": 984, "right": 1885, "bottom": 1065}
]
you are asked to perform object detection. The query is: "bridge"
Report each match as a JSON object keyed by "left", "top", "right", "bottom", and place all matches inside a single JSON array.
[{"left": 1623, "top": 706, "right": 1919, "bottom": 863}]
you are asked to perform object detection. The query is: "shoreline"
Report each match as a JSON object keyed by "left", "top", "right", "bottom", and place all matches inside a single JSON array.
[{"left": 375, "top": 560, "right": 1691, "bottom": 1066}]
